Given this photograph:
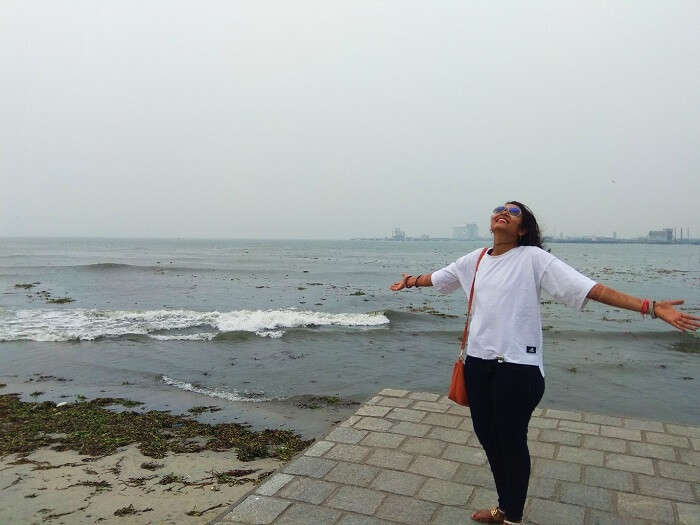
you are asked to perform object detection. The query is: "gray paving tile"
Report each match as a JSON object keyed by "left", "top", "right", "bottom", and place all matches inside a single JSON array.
[
  {"left": 326, "top": 426, "right": 368, "bottom": 444},
  {"left": 426, "top": 427, "right": 470, "bottom": 444},
  {"left": 441, "top": 444, "right": 487, "bottom": 465},
  {"left": 275, "top": 502, "right": 341, "bottom": 525},
  {"left": 558, "top": 481, "right": 612, "bottom": 511},
  {"left": 605, "top": 453, "right": 655, "bottom": 475},
  {"left": 366, "top": 448, "right": 414, "bottom": 470},
  {"left": 680, "top": 449, "right": 700, "bottom": 466},
  {"left": 447, "top": 404, "right": 472, "bottom": 416},
  {"left": 617, "top": 492, "right": 675, "bottom": 523},
  {"left": 646, "top": 431, "right": 691, "bottom": 448},
  {"left": 374, "top": 396, "right": 413, "bottom": 408},
  {"left": 417, "top": 478, "right": 471, "bottom": 505},
  {"left": 538, "top": 429, "right": 582, "bottom": 446},
  {"left": 325, "top": 461, "right": 380, "bottom": 487},
  {"left": 675, "top": 502, "right": 700, "bottom": 525},
  {"left": 354, "top": 417, "right": 393, "bottom": 432},
  {"left": 431, "top": 505, "right": 475, "bottom": 525},
  {"left": 583, "top": 465, "right": 635, "bottom": 492},
  {"left": 304, "top": 440, "right": 335, "bottom": 457},
  {"left": 422, "top": 413, "right": 463, "bottom": 428},
  {"left": 370, "top": 469, "right": 426, "bottom": 496},
  {"left": 624, "top": 417, "right": 665, "bottom": 432},
  {"left": 390, "top": 421, "right": 430, "bottom": 437},
  {"left": 558, "top": 420, "right": 600, "bottom": 435},
  {"left": 467, "top": 486, "right": 499, "bottom": 510},
  {"left": 600, "top": 425, "right": 642, "bottom": 441},
  {"left": 408, "top": 391, "right": 441, "bottom": 401},
  {"left": 223, "top": 495, "right": 291, "bottom": 524},
  {"left": 342, "top": 415, "right": 362, "bottom": 427},
  {"left": 324, "top": 444, "right": 371, "bottom": 463},
  {"left": 533, "top": 458, "right": 582, "bottom": 482},
  {"left": 545, "top": 408, "right": 582, "bottom": 421},
  {"left": 583, "top": 413, "right": 623, "bottom": 427},
  {"left": 637, "top": 474, "right": 696, "bottom": 502},
  {"left": 400, "top": 436, "right": 446, "bottom": 457},
  {"left": 529, "top": 416, "right": 559, "bottom": 429},
  {"left": 375, "top": 494, "right": 438, "bottom": 524},
  {"left": 658, "top": 460, "right": 700, "bottom": 482},
  {"left": 556, "top": 445, "right": 604, "bottom": 466},
  {"left": 581, "top": 435, "right": 627, "bottom": 453},
  {"left": 356, "top": 405, "right": 392, "bottom": 417},
  {"left": 278, "top": 476, "right": 337, "bottom": 504},
  {"left": 255, "top": 473, "right": 295, "bottom": 496},
  {"left": 665, "top": 424, "right": 700, "bottom": 438},
  {"left": 412, "top": 401, "right": 448, "bottom": 413},
  {"left": 528, "top": 440, "right": 556, "bottom": 459},
  {"left": 407, "top": 455, "right": 459, "bottom": 480},
  {"left": 525, "top": 497, "right": 585, "bottom": 525},
  {"left": 359, "top": 431, "right": 406, "bottom": 449},
  {"left": 453, "top": 464, "right": 496, "bottom": 489},
  {"left": 336, "top": 514, "right": 394, "bottom": 525},
  {"left": 325, "top": 485, "right": 385, "bottom": 515},
  {"left": 586, "top": 509, "right": 647, "bottom": 525},
  {"left": 283, "top": 456, "right": 337, "bottom": 478},
  {"left": 527, "top": 476, "right": 558, "bottom": 499},
  {"left": 458, "top": 418, "right": 475, "bottom": 432},
  {"left": 387, "top": 407, "right": 426, "bottom": 423},
  {"left": 629, "top": 441, "right": 676, "bottom": 461}
]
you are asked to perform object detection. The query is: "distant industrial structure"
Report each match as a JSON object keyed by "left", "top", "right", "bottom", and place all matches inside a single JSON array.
[
  {"left": 452, "top": 223, "right": 479, "bottom": 240},
  {"left": 391, "top": 227, "right": 406, "bottom": 241},
  {"left": 648, "top": 228, "right": 673, "bottom": 242}
]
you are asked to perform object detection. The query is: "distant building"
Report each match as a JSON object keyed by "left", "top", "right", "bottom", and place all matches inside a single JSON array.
[
  {"left": 392, "top": 227, "right": 406, "bottom": 241},
  {"left": 648, "top": 228, "right": 673, "bottom": 242},
  {"left": 452, "top": 223, "right": 479, "bottom": 240}
]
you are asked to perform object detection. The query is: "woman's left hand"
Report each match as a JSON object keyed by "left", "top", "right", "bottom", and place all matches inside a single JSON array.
[{"left": 654, "top": 300, "right": 700, "bottom": 332}]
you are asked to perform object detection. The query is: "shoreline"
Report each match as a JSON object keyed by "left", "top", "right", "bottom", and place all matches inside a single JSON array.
[{"left": 0, "top": 390, "right": 358, "bottom": 524}]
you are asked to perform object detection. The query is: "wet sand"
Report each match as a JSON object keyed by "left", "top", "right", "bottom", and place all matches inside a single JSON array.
[{"left": 0, "top": 444, "right": 279, "bottom": 524}]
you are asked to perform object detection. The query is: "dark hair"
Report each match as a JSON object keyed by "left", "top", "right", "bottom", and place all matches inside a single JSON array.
[{"left": 507, "top": 200, "right": 543, "bottom": 249}]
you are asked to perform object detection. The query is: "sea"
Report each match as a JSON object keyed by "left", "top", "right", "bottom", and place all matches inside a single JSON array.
[{"left": 1, "top": 238, "right": 698, "bottom": 434}]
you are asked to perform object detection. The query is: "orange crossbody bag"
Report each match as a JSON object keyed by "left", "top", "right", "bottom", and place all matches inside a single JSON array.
[{"left": 448, "top": 247, "right": 488, "bottom": 406}]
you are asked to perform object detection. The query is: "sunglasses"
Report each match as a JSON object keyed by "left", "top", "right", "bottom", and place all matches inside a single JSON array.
[{"left": 493, "top": 205, "right": 522, "bottom": 217}]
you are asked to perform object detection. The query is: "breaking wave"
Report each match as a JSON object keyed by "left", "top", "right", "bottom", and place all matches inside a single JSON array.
[
  {"left": 0, "top": 308, "right": 390, "bottom": 342},
  {"left": 161, "top": 375, "right": 272, "bottom": 402}
]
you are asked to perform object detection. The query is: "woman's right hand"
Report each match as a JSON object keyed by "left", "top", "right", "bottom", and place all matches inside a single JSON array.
[{"left": 390, "top": 273, "right": 411, "bottom": 291}]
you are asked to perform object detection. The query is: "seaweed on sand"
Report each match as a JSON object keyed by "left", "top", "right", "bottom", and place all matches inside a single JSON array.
[{"left": 0, "top": 394, "right": 310, "bottom": 461}]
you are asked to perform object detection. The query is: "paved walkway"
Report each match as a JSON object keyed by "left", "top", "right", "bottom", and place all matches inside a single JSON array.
[{"left": 212, "top": 389, "right": 700, "bottom": 525}]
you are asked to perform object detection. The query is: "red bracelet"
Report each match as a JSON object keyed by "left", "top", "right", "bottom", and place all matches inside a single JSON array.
[{"left": 641, "top": 298, "right": 650, "bottom": 317}]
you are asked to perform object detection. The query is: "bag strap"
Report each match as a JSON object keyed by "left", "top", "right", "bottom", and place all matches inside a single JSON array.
[{"left": 459, "top": 247, "right": 489, "bottom": 357}]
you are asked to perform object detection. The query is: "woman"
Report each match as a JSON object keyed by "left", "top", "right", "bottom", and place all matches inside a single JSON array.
[{"left": 390, "top": 201, "right": 699, "bottom": 525}]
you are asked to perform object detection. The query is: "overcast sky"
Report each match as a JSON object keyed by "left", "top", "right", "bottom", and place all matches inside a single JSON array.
[{"left": 1, "top": 1, "right": 699, "bottom": 239}]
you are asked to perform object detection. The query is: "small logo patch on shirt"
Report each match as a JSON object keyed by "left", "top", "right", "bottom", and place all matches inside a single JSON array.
[{"left": 526, "top": 346, "right": 537, "bottom": 354}]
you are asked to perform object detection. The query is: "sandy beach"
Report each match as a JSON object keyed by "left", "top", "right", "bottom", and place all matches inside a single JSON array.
[
  {"left": 0, "top": 444, "right": 279, "bottom": 524},
  {"left": 0, "top": 389, "right": 361, "bottom": 524}
]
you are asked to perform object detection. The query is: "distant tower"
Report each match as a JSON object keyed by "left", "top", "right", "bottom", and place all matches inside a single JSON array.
[{"left": 391, "top": 227, "right": 406, "bottom": 241}]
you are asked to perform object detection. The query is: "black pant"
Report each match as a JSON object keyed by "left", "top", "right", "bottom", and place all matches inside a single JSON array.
[{"left": 465, "top": 355, "right": 545, "bottom": 523}]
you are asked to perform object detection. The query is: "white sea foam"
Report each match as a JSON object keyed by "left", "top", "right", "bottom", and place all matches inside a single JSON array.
[
  {"left": 0, "top": 308, "right": 390, "bottom": 342},
  {"left": 161, "top": 375, "right": 270, "bottom": 402},
  {"left": 148, "top": 333, "right": 217, "bottom": 341}
]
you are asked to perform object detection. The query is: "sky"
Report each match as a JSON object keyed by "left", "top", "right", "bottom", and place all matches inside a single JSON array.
[{"left": 1, "top": 1, "right": 699, "bottom": 239}]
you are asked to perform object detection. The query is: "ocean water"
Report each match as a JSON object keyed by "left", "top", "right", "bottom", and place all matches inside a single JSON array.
[{"left": 1, "top": 238, "right": 698, "bottom": 430}]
